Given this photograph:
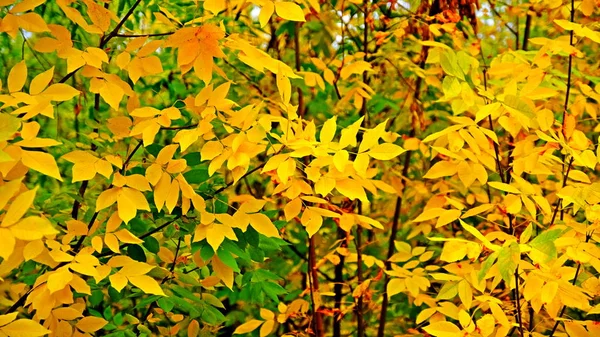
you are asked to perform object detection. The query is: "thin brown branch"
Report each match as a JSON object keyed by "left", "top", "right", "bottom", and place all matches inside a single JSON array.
[
  {"left": 308, "top": 236, "right": 324, "bottom": 337},
  {"left": 294, "top": 22, "right": 305, "bottom": 117},
  {"left": 101, "top": 0, "right": 143, "bottom": 47},
  {"left": 115, "top": 32, "right": 174, "bottom": 38}
]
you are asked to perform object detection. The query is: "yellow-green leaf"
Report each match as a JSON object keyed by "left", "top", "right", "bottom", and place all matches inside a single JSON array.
[{"left": 0, "top": 114, "right": 20, "bottom": 142}]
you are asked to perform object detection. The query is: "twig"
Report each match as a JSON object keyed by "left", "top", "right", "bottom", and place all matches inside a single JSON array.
[
  {"left": 514, "top": 268, "right": 525, "bottom": 337},
  {"left": 100, "top": 0, "right": 143, "bottom": 48},
  {"left": 59, "top": 0, "right": 143, "bottom": 84},
  {"left": 115, "top": 32, "right": 174, "bottom": 38},
  {"left": 294, "top": 22, "right": 304, "bottom": 117}
]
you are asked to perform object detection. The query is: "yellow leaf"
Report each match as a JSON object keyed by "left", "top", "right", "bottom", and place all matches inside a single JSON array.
[
  {"left": 315, "top": 176, "right": 335, "bottom": 196},
  {"left": 127, "top": 275, "right": 165, "bottom": 295},
  {"left": 335, "top": 178, "right": 367, "bottom": 202},
  {"left": 416, "top": 308, "right": 437, "bottom": 324},
  {"left": 457, "top": 161, "right": 475, "bottom": 188},
  {"left": 423, "top": 161, "right": 458, "bottom": 179},
  {"left": 116, "top": 52, "right": 131, "bottom": 69},
  {"left": 119, "top": 261, "right": 153, "bottom": 276},
  {"left": 91, "top": 236, "right": 103, "bottom": 253},
  {"left": 0, "top": 179, "right": 22, "bottom": 211},
  {"left": 248, "top": 213, "right": 280, "bottom": 237},
  {"left": 41, "top": 83, "right": 80, "bottom": 101},
  {"left": 260, "top": 320, "right": 275, "bottom": 337},
  {"left": 440, "top": 241, "right": 467, "bottom": 262},
  {"left": 541, "top": 281, "right": 558, "bottom": 304},
  {"left": 461, "top": 204, "right": 493, "bottom": 219},
  {"left": 0, "top": 229, "right": 15, "bottom": 259},
  {"left": 284, "top": 197, "right": 302, "bottom": 221},
  {"left": 21, "top": 150, "right": 63, "bottom": 181},
  {"left": 435, "top": 209, "right": 461, "bottom": 228},
  {"left": 458, "top": 280, "right": 473, "bottom": 309},
  {"left": 96, "top": 188, "right": 119, "bottom": 211},
  {"left": 387, "top": 278, "right": 406, "bottom": 297},
  {"left": 212, "top": 256, "right": 234, "bottom": 289},
  {"left": 367, "top": 143, "right": 406, "bottom": 160},
  {"left": 302, "top": 208, "right": 323, "bottom": 237},
  {"left": 488, "top": 181, "right": 521, "bottom": 194},
  {"left": 580, "top": 0, "right": 594, "bottom": 16},
  {"left": 259, "top": 1, "right": 274, "bottom": 27},
  {"left": 11, "top": 0, "right": 46, "bottom": 13},
  {"left": 276, "top": 158, "right": 296, "bottom": 184},
  {"left": 8, "top": 61, "right": 27, "bottom": 93},
  {"left": 320, "top": 116, "right": 337, "bottom": 143},
  {"left": 423, "top": 321, "right": 461, "bottom": 337},
  {"left": 52, "top": 307, "right": 83, "bottom": 321},
  {"left": 114, "top": 229, "right": 143, "bottom": 244},
  {"left": 564, "top": 321, "right": 591, "bottom": 337},
  {"left": 165, "top": 179, "right": 180, "bottom": 213},
  {"left": 109, "top": 273, "right": 128, "bottom": 292},
  {"left": 201, "top": 141, "right": 224, "bottom": 161},
  {"left": 333, "top": 150, "right": 349, "bottom": 172},
  {"left": 413, "top": 207, "right": 444, "bottom": 222},
  {"left": 504, "top": 194, "right": 522, "bottom": 214},
  {"left": 274, "top": 2, "right": 305, "bottom": 22},
  {"left": 233, "top": 320, "right": 264, "bottom": 334},
  {"left": 1, "top": 187, "right": 37, "bottom": 227},
  {"left": 340, "top": 61, "right": 372, "bottom": 80},
  {"left": 0, "top": 312, "right": 18, "bottom": 327},
  {"left": 476, "top": 315, "right": 495, "bottom": 337},
  {"left": 75, "top": 316, "right": 108, "bottom": 333},
  {"left": 125, "top": 174, "right": 151, "bottom": 191},
  {"left": 117, "top": 192, "right": 138, "bottom": 224},
  {"left": 10, "top": 216, "right": 59, "bottom": 240},
  {"left": 30, "top": 66, "right": 54, "bottom": 95},
  {"left": 0, "top": 319, "right": 50, "bottom": 337},
  {"left": 23, "top": 240, "right": 44, "bottom": 260},
  {"left": 276, "top": 67, "right": 291, "bottom": 104},
  {"left": 47, "top": 269, "right": 73, "bottom": 293}
]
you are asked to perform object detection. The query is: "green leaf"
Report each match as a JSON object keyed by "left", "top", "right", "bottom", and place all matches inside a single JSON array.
[
  {"left": 261, "top": 281, "right": 287, "bottom": 303},
  {"left": 157, "top": 297, "right": 174, "bottom": 312},
  {"left": 171, "top": 286, "right": 201, "bottom": 303},
  {"left": 200, "top": 242, "right": 215, "bottom": 261},
  {"left": 183, "top": 167, "right": 209, "bottom": 184},
  {"left": 478, "top": 251, "right": 499, "bottom": 281},
  {"left": 440, "top": 50, "right": 465, "bottom": 80},
  {"left": 127, "top": 245, "right": 146, "bottom": 262},
  {"left": 497, "top": 242, "right": 520, "bottom": 283},
  {"left": 217, "top": 248, "right": 240, "bottom": 272},
  {"left": 529, "top": 229, "right": 563, "bottom": 262},
  {"left": 182, "top": 152, "right": 202, "bottom": 166},
  {"left": 143, "top": 236, "right": 160, "bottom": 254}
]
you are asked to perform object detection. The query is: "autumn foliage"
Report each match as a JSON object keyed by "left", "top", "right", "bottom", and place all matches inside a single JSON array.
[{"left": 1, "top": 0, "right": 600, "bottom": 336}]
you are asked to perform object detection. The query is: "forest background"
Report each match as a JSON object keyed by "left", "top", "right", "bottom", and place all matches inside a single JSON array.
[{"left": 0, "top": 0, "right": 599, "bottom": 336}]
